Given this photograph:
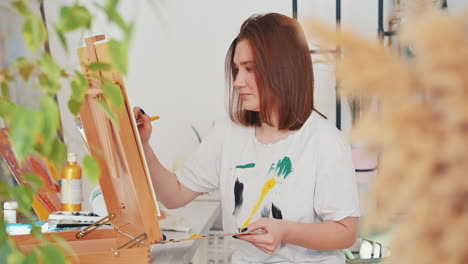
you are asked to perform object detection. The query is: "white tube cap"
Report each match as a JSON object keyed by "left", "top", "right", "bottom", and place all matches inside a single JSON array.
[
  {"left": 4, "top": 201, "right": 18, "bottom": 210},
  {"left": 67, "top": 153, "right": 77, "bottom": 162}
]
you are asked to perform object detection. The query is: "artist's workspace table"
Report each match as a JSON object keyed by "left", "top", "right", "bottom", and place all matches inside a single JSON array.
[{"left": 151, "top": 200, "right": 221, "bottom": 263}]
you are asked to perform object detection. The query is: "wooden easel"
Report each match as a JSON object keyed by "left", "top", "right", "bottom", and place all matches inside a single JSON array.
[{"left": 13, "top": 35, "right": 164, "bottom": 264}]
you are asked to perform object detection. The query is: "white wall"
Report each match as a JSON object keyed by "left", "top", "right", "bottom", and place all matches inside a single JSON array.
[
  {"left": 126, "top": 0, "right": 292, "bottom": 169},
  {"left": 45, "top": 0, "right": 393, "bottom": 209},
  {"left": 125, "top": 0, "right": 392, "bottom": 168}
]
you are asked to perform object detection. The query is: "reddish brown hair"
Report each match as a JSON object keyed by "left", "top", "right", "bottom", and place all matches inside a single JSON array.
[{"left": 226, "top": 13, "right": 320, "bottom": 130}]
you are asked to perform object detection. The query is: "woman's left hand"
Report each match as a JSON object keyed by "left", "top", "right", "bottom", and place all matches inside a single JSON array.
[{"left": 237, "top": 218, "right": 287, "bottom": 255}]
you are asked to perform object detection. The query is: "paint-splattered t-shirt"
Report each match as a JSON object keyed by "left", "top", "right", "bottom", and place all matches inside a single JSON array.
[{"left": 176, "top": 111, "right": 360, "bottom": 264}]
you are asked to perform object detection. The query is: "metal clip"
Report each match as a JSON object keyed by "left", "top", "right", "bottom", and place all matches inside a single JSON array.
[
  {"left": 115, "top": 232, "right": 147, "bottom": 250},
  {"left": 75, "top": 213, "right": 115, "bottom": 239}
]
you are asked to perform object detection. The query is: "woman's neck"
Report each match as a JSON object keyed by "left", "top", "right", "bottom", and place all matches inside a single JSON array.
[{"left": 255, "top": 120, "right": 294, "bottom": 145}]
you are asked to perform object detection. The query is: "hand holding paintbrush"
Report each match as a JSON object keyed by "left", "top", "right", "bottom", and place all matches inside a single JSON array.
[
  {"left": 133, "top": 107, "right": 158, "bottom": 144},
  {"left": 136, "top": 115, "right": 160, "bottom": 126}
]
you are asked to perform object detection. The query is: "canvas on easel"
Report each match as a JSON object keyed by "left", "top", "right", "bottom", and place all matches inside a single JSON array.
[
  {"left": 12, "top": 35, "right": 164, "bottom": 264},
  {"left": 0, "top": 129, "right": 61, "bottom": 220}
]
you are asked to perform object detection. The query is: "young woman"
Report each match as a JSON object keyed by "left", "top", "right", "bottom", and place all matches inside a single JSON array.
[{"left": 135, "top": 13, "right": 359, "bottom": 264}]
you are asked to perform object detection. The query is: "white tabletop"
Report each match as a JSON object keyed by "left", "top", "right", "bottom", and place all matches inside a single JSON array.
[{"left": 151, "top": 200, "right": 221, "bottom": 263}]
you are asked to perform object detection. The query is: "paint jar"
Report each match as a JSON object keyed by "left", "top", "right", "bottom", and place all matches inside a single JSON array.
[
  {"left": 3, "top": 201, "right": 19, "bottom": 224},
  {"left": 61, "top": 153, "right": 82, "bottom": 211}
]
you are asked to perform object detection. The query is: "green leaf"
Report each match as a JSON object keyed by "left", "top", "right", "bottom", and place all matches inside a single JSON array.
[
  {"left": 68, "top": 72, "right": 88, "bottom": 115},
  {"left": 60, "top": 69, "right": 69, "bottom": 78},
  {"left": 37, "top": 54, "right": 62, "bottom": 77},
  {"left": 71, "top": 71, "right": 88, "bottom": 99},
  {"left": 0, "top": 219, "right": 9, "bottom": 243},
  {"left": 38, "top": 76, "right": 61, "bottom": 97},
  {"left": 41, "top": 97, "right": 61, "bottom": 140},
  {"left": 87, "top": 63, "right": 112, "bottom": 71},
  {"left": 95, "top": 98, "right": 118, "bottom": 124},
  {"left": 0, "top": 97, "right": 18, "bottom": 122},
  {"left": 67, "top": 99, "right": 82, "bottom": 116},
  {"left": 23, "top": 250, "right": 38, "bottom": 264},
  {"left": 37, "top": 53, "right": 63, "bottom": 80},
  {"left": 22, "top": 15, "right": 47, "bottom": 52},
  {"left": 70, "top": 79, "right": 85, "bottom": 101},
  {"left": 14, "top": 57, "right": 35, "bottom": 81},
  {"left": 124, "top": 21, "right": 135, "bottom": 43},
  {"left": 8, "top": 106, "right": 43, "bottom": 162},
  {"left": 34, "top": 99, "right": 56, "bottom": 157},
  {"left": 102, "top": 80, "right": 123, "bottom": 109},
  {"left": 30, "top": 225, "right": 47, "bottom": 243},
  {"left": 41, "top": 244, "right": 67, "bottom": 264},
  {"left": 56, "top": 5, "right": 92, "bottom": 32},
  {"left": 54, "top": 4, "right": 93, "bottom": 52},
  {"left": 7, "top": 250, "right": 25, "bottom": 264},
  {"left": 35, "top": 138, "right": 52, "bottom": 158},
  {"left": 49, "top": 138, "right": 67, "bottom": 171},
  {"left": 40, "top": 96, "right": 61, "bottom": 141},
  {"left": 51, "top": 235, "right": 75, "bottom": 256},
  {"left": 56, "top": 28, "right": 68, "bottom": 52},
  {"left": 11, "top": 185, "right": 34, "bottom": 217},
  {"left": 38, "top": 73, "right": 54, "bottom": 94},
  {"left": 0, "top": 241, "right": 14, "bottom": 264},
  {"left": 11, "top": 0, "right": 30, "bottom": 16},
  {"left": 96, "top": 0, "right": 127, "bottom": 31},
  {"left": 1, "top": 67, "right": 16, "bottom": 83},
  {"left": 108, "top": 39, "right": 128, "bottom": 75},
  {"left": 22, "top": 173, "right": 44, "bottom": 193},
  {"left": 0, "top": 180, "right": 12, "bottom": 200},
  {"left": 1, "top": 82, "right": 9, "bottom": 97},
  {"left": 0, "top": 243, "right": 11, "bottom": 264},
  {"left": 83, "top": 155, "right": 101, "bottom": 184}
]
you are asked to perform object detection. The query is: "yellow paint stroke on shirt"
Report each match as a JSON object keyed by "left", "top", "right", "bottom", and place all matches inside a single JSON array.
[{"left": 241, "top": 177, "right": 277, "bottom": 229}]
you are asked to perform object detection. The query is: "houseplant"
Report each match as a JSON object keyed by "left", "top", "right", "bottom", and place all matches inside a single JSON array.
[{"left": 0, "top": 0, "right": 137, "bottom": 262}]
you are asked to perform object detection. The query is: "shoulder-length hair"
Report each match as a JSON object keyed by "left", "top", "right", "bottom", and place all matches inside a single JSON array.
[{"left": 225, "top": 13, "right": 320, "bottom": 130}]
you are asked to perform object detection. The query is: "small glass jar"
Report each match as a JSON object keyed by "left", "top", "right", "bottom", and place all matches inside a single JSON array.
[{"left": 3, "top": 201, "right": 19, "bottom": 224}]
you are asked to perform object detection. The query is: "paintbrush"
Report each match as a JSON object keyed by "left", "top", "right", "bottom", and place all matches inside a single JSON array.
[
  {"left": 136, "top": 115, "right": 160, "bottom": 126},
  {"left": 155, "top": 229, "right": 266, "bottom": 244}
]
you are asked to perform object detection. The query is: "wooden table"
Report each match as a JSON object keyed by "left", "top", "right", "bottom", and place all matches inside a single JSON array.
[{"left": 151, "top": 200, "right": 221, "bottom": 263}]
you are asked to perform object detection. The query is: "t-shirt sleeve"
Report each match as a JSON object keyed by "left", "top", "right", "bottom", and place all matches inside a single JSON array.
[
  {"left": 174, "top": 120, "right": 228, "bottom": 193},
  {"left": 313, "top": 125, "right": 361, "bottom": 222}
]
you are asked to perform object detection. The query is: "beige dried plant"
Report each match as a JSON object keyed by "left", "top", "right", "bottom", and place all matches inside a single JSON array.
[{"left": 308, "top": 8, "right": 468, "bottom": 264}]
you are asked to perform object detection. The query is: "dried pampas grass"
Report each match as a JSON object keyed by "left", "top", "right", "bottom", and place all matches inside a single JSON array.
[
  {"left": 309, "top": 7, "right": 468, "bottom": 264},
  {"left": 399, "top": 0, "right": 446, "bottom": 18}
]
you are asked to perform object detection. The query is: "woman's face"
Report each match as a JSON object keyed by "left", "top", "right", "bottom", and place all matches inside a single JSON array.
[{"left": 233, "top": 39, "right": 260, "bottom": 112}]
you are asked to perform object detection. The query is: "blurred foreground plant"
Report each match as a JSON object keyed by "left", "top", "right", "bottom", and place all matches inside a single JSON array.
[
  {"left": 309, "top": 6, "right": 468, "bottom": 264},
  {"left": 0, "top": 0, "right": 136, "bottom": 263}
]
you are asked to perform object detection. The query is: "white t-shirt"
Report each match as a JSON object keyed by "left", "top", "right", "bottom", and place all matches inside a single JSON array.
[{"left": 176, "top": 112, "right": 360, "bottom": 263}]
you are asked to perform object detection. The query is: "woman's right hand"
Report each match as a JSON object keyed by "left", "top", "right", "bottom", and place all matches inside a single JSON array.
[{"left": 133, "top": 107, "right": 152, "bottom": 144}]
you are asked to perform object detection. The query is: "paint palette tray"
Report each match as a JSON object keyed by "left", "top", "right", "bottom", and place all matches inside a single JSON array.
[{"left": 48, "top": 211, "right": 101, "bottom": 222}]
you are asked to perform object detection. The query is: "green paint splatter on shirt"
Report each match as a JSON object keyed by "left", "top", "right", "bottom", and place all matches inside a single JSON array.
[
  {"left": 276, "top": 157, "right": 292, "bottom": 179},
  {"left": 269, "top": 164, "right": 274, "bottom": 173},
  {"left": 235, "top": 163, "right": 256, "bottom": 169}
]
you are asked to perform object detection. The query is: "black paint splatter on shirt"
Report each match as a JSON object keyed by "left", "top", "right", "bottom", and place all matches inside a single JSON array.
[
  {"left": 272, "top": 203, "right": 283, "bottom": 219},
  {"left": 261, "top": 206, "right": 271, "bottom": 218},
  {"left": 233, "top": 178, "right": 244, "bottom": 215}
]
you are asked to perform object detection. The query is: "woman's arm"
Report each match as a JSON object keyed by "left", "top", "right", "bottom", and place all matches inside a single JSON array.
[
  {"left": 282, "top": 217, "right": 358, "bottom": 250},
  {"left": 238, "top": 217, "right": 358, "bottom": 254},
  {"left": 134, "top": 107, "right": 199, "bottom": 209},
  {"left": 142, "top": 142, "right": 200, "bottom": 209}
]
